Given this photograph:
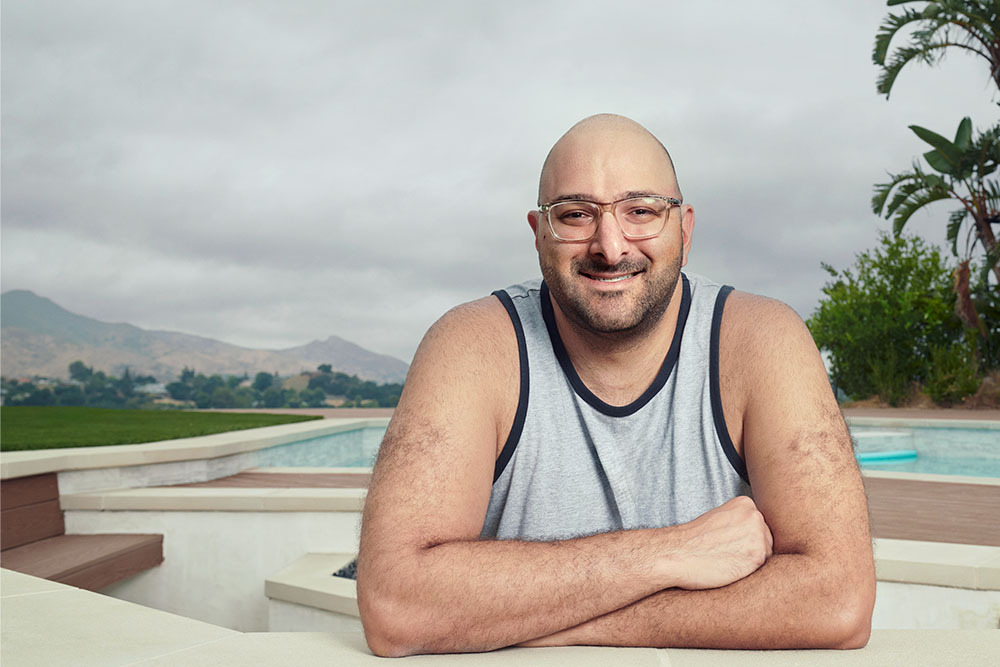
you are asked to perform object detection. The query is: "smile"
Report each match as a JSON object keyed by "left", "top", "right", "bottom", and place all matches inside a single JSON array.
[{"left": 582, "top": 271, "right": 642, "bottom": 283}]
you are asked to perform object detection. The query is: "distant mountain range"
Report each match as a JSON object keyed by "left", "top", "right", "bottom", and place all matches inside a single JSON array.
[{"left": 0, "top": 290, "right": 409, "bottom": 384}]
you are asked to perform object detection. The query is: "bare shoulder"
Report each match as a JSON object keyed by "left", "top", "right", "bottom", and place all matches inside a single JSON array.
[
  {"left": 360, "top": 294, "right": 519, "bottom": 554},
  {"left": 718, "top": 290, "right": 813, "bottom": 359},
  {"left": 716, "top": 290, "right": 825, "bottom": 422},
  {"left": 402, "top": 295, "right": 518, "bottom": 422}
]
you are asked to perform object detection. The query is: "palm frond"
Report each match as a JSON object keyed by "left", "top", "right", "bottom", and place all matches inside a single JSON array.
[
  {"left": 873, "top": 7, "right": 925, "bottom": 66},
  {"left": 947, "top": 208, "right": 967, "bottom": 255},
  {"left": 892, "top": 189, "right": 952, "bottom": 236}
]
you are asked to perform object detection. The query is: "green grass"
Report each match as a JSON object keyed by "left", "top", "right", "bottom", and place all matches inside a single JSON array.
[{"left": 0, "top": 406, "right": 322, "bottom": 451}]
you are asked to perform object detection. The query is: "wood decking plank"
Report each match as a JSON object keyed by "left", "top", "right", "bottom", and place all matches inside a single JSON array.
[
  {"left": 1, "top": 499, "right": 65, "bottom": 551},
  {"left": 863, "top": 476, "right": 1000, "bottom": 546},
  {"left": 0, "top": 534, "right": 163, "bottom": 591},
  {"left": 0, "top": 473, "right": 59, "bottom": 510}
]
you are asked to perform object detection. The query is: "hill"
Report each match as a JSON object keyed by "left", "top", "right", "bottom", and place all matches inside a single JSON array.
[{"left": 0, "top": 290, "right": 408, "bottom": 383}]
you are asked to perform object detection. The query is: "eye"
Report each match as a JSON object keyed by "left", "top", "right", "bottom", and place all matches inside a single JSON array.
[{"left": 552, "top": 203, "right": 597, "bottom": 226}]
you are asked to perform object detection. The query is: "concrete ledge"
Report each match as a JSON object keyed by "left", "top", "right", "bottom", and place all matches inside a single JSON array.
[
  {"left": 0, "top": 418, "right": 387, "bottom": 480},
  {"left": 845, "top": 417, "right": 1000, "bottom": 429},
  {"left": 265, "top": 552, "right": 358, "bottom": 617},
  {"left": 875, "top": 538, "right": 1000, "bottom": 590},
  {"left": 5, "top": 569, "right": 999, "bottom": 665},
  {"left": 61, "top": 487, "right": 366, "bottom": 512}
]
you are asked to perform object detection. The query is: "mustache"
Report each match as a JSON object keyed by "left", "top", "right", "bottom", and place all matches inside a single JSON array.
[{"left": 572, "top": 258, "right": 650, "bottom": 275}]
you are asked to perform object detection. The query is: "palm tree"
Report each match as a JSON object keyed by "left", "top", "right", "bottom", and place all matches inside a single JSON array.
[
  {"left": 873, "top": 0, "right": 1000, "bottom": 98},
  {"left": 873, "top": 117, "right": 1000, "bottom": 328}
]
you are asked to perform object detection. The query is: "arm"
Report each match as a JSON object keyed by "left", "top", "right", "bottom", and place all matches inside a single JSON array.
[
  {"left": 522, "top": 294, "right": 876, "bottom": 649},
  {"left": 356, "top": 298, "right": 773, "bottom": 656}
]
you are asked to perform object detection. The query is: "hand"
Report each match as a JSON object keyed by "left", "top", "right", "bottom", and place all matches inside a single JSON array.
[{"left": 664, "top": 496, "right": 773, "bottom": 590}]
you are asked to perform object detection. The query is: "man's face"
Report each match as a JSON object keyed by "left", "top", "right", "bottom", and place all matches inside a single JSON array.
[{"left": 529, "top": 122, "right": 693, "bottom": 339}]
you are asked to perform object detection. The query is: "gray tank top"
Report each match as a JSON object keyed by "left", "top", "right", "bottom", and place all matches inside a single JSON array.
[{"left": 481, "top": 272, "right": 750, "bottom": 541}]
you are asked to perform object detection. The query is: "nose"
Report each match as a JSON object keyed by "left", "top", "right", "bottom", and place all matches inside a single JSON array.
[{"left": 587, "top": 210, "right": 629, "bottom": 265}]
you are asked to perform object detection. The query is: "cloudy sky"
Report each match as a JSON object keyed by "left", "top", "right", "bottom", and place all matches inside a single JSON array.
[{"left": 3, "top": 1, "right": 997, "bottom": 364}]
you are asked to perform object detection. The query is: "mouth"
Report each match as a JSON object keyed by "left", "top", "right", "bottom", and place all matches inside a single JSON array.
[{"left": 580, "top": 270, "right": 643, "bottom": 284}]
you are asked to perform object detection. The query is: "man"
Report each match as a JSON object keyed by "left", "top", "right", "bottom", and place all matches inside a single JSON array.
[{"left": 357, "top": 114, "right": 875, "bottom": 656}]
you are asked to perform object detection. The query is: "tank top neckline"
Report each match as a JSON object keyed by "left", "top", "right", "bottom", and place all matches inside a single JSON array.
[{"left": 539, "top": 273, "right": 692, "bottom": 418}]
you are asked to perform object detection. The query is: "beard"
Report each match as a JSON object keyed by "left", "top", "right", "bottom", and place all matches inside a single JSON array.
[{"left": 540, "top": 251, "right": 682, "bottom": 340}]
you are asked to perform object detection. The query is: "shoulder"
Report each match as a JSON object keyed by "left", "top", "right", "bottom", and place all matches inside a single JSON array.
[
  {"left": 716, "top": 290, "right": 826, "bottom": 415},
  {"left": 401, "top": 294, "right": 520, "bottom": 442},
  {"left": 417, "top": 295, "right": 517, "bottom": 366},
  {"left": 719, "top": 290, "right": 813, "bottom": 358}
]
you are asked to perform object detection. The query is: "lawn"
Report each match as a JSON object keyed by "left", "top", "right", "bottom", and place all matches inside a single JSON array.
[{"left": 0, "top": 406, "right": 322, "bottom": 451}]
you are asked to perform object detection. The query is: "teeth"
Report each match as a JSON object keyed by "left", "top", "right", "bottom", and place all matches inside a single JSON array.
[{"left": 595, "top": 274, "right": 634, "bottom": 282}]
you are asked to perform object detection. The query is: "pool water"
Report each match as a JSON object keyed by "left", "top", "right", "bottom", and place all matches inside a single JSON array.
[
  {"left": 254, "top": 423, "right": 999, "bottom": 478},
  {"left": 850, "top": 424, "right": 1000, "bottom": 477},
  {"left": 255, "top": 426, "right": 387, "bottom": 468}
]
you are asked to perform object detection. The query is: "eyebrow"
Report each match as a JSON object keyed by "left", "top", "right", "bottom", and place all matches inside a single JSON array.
[{"left": 546, "top": 191, "right": 664, "bottom": 204}]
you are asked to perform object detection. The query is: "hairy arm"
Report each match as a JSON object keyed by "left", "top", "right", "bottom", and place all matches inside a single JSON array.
[
  {"left": 356, "top": 298, "right": 772, "bottom": 656},
  {"left": 521, "top": 294, "right": 876, "bottom": 649}
]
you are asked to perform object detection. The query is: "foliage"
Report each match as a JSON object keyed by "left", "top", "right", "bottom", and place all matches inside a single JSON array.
[
  {"left": 3, "top": 361, "right": 404, "bottom": 410},
  {"left": 0, "top": 406, "right": 319, "bottom": 451},
  {"left": 309, "top": 368, "right": 402, "bottom": 407},
  {"left": 925, "top": 331, "right": 983, "bottom": 403},
  {"left": 808, "top": 234, "right": 971, "bottom": 404},
  {"left": 873, "top": 118, "right": 1000, "bottom": 287},
  {"left": 872, "top": 0, "right": 1000, "bottom": 99}
]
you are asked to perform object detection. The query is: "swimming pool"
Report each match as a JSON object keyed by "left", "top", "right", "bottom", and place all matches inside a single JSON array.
[
  {"left": 850, "top": 422, "right": 1000, "bottom": 477},
  {"left": 252, "top": 421, "right": 1000, "bottom": 478}
]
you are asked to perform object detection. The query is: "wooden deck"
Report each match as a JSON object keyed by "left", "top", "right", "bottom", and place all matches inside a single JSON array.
[
  {"left": 180, "top": 471, "right": 999, "bottom": 546},
  {"left": 0, "top": 473, "right": 163, "bottom": 590}
]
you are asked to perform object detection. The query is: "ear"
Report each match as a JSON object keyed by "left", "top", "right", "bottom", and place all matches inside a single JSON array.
[
  {"left": 527, "top": 210, "right": 541, "bottom": 251},
  {"left": 679, "top": 204, "right": 695, "bottom": 267}
]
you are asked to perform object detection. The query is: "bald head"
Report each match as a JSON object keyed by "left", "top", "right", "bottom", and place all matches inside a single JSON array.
[{"left": 538, "top": 114, "right": 681, "bottom": 205}]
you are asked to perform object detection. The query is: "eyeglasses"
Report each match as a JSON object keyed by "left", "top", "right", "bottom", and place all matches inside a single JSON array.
[{"left": 538, "top": 195, "right": 681, "bottom": 242}]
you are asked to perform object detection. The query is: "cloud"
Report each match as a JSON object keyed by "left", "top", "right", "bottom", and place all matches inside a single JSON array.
[{"left": 3, "top": 0, "right": 997, "bottom": 363}]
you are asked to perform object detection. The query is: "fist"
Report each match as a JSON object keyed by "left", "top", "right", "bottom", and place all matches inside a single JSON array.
[{"left": 667, "top": 496, "right": 773, "bottom": 590}]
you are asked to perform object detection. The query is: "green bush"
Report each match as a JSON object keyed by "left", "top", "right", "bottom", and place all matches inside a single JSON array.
[
  {"left": 808, "top": 233, "right": 966, "bottom": 404},
  {"left": 925, "top": 332, "right": 982, "bottom": 405}
]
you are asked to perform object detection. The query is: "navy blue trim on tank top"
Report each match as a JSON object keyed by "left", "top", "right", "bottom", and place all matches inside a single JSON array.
[
  {"left": 539, "top": 274, "right": 692, "bottom": 418},
  {"left": 709, "top": 285, "right": 749, "bottom": 483},
  {"left": 491, "top": 289, "right": 530, "bottom": 483}
]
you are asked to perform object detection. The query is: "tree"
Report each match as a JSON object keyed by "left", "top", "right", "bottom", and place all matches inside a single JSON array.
[
  {"left": 69, "top": 361, "right": 93, "bottom": 383},
  {"left": 253, "top": 372, "right": 275, "bottom": 393},
  {"left": 807, "top": 233, "right": 968, "bottom": 404},
  {"left": 872, "top": 117, "right": 1000, "bottom": 350},
  {"left": 872, "top": 0, "right": 1000, "bottom": 99},
  {"left": 317, "top": 364, "right": 332, "bottom": 374}
]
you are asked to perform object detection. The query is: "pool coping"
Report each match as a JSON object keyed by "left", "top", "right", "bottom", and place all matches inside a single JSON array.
[{"left": 0, "top": 418, "right": 390, "bottom": 480}]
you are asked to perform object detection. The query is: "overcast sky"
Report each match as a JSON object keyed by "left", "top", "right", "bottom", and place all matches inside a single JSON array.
[{"left": 3, "top": 1, "right": 998, "bottom": 364}]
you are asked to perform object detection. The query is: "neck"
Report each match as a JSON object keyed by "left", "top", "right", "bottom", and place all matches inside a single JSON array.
[{"left": 549, "top": 278, "right": 685, "bottom": 406}]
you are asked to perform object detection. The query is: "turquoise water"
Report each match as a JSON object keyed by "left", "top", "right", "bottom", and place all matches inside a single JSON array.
[
  {"left": 254, "top": 424, "right": 999, "bottom": 478},
  {"left": 255, "top": 426, "right": 387, "bottom": 468},
  {"left": 850, "top": 424, "right": 1000, "bottom": 477}
]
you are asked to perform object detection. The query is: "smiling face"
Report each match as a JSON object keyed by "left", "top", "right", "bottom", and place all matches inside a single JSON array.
[{"left": 529, "top": 115, "right": 694, "bottom": 339}]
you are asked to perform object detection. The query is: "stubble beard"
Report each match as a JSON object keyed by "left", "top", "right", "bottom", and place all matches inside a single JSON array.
[{"left": 541, "top": 252, "right": 682, "bottom": 342}]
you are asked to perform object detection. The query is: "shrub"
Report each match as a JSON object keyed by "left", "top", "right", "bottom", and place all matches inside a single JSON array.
[{"left": 808, "top": 233, "right": 965, "bottom": 404}]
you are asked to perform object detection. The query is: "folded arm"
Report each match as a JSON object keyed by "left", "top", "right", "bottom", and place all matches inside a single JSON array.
[
  {"left": 521, "top": 294, "right": 876, "bottom": 649},
  {"left": 356, "top": 298, "right": 774, "bottom": 656}
]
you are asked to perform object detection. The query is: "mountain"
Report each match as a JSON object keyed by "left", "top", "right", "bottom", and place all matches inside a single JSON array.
[{"left": 0, "top": 290, "right": 409, "bottom": 384}]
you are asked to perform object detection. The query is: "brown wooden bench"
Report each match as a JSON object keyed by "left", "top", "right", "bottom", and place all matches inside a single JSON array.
[{"left": 0, "top": 473, "right": 163, "bottom": 590}]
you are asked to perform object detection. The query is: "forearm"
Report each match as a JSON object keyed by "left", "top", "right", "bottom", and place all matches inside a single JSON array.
[
  {"left": 358, "top": 528, "right": 675, "bottom": 656},
  {"left": 523, "top": 551, "right": 875, "bottom": 650}
]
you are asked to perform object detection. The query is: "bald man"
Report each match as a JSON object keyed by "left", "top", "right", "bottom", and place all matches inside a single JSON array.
[{"left": 357, "top": 115, "right": 875, "bottom": 656}]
